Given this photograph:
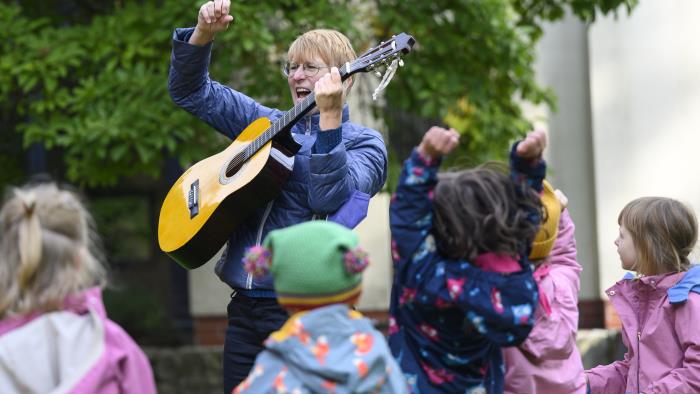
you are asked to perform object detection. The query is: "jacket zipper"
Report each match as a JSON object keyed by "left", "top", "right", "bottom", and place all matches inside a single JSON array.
[
  {"left": 637, "top": 329, "right": 641, "bottom": 393},
  {"left": 636, "top": 289, "right": 643, "bottom": 394},
  {"left": 306, "top": 117, "right": 312, "bottom": 135},
  {"left": 246, "top": 201, "right": 274, "bottom": 289}
]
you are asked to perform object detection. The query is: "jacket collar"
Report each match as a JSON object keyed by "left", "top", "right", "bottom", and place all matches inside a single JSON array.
[{"left": 619, "top": 270, "right": 685, "bottom": 291}]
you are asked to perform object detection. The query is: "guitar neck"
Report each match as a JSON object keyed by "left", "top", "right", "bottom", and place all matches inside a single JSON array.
[{"left": 245, "top": 64, "right": 351, "bottom": 154}]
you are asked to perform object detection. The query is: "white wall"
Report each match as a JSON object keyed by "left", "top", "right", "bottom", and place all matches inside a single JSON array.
[
  {"left": 589, "top": 0, "right": 700, "bottom": 294},
  {"left": 533, "top": 16, "right": 600, "bottom": 300}
]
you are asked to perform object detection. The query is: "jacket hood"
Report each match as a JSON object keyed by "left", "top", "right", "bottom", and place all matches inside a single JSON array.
[
  {"left": 264, "top": 304, "right": 398, "bottom": 392},
  {"left": 618, "top": 265, "right": 700, "bottom": 301},
  {"left": 668, "top": 264, "right": 700, "bottom": 304},
  {"left": 0, "top": 288, "right": 107, "bottom": 394}
]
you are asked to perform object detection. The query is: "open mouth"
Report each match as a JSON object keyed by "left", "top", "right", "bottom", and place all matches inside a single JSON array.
[{"left": 296, "top": 88, "right": 311, "bottom": 99}]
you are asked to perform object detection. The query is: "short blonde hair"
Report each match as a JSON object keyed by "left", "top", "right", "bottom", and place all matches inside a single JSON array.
[
  {"left": 287, "top": 29, "right": 357, "bottom": 68},
  {"left": 0, "top": 183, "right": 107, "bottom": 318},
  {"left": 618, "top": 197, "right": 697, "bottom": 276}
]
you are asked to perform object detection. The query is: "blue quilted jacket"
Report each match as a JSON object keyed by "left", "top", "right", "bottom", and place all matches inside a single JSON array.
[{"left": 168, "top": 28, "right": 387, "bottom": 292}]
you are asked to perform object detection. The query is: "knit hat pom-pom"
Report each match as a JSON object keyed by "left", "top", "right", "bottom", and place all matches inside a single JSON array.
[
  {"left": 242, "top": 245, "right": 271, "bottom": 277},
  {"left": 344, "top": 247, "right": 369, "bottom": 274}
]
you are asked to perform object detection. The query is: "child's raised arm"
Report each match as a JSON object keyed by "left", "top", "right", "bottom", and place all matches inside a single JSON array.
[
  {"left": 390, "top": 127, "right": 459, "bottom": 262},
  {"left": 518, "top": 208, "right": 581, "bottom": 360},
  {"left": 511, "top": 129, "right": 547, "bottom": 196}
]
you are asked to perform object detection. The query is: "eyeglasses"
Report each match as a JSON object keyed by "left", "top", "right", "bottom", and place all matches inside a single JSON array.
[{"left": 282, "top": 62, "right": 332, "bottom": 78}]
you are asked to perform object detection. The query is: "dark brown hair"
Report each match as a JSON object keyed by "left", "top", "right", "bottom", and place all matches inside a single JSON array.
[
  {"left": 432, "top": 162, "right": 542, "bottom": 261},
  {"left": 618, "top": 197, "right": 697, "bottom": 276}
]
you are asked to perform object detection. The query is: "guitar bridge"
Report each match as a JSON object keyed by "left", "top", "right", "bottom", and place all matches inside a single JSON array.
[{"left": 188, "top": 179, "right": 199, "bottom": 218}]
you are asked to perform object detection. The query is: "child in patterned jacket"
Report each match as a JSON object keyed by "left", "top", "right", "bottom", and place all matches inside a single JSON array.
[
  {"left": 388, "top": 127, "right": 547, "bottom": 393},
  {"left": 233, "top": 220, "right": 407, "bottom": 394}
]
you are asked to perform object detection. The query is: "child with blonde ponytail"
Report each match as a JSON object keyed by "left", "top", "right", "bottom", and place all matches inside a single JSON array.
[{"left": 0, "top": 182, "right": 156, "bottom": 394}]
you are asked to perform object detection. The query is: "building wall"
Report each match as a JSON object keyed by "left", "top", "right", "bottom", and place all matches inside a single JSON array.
[
  {"left": 534, "top": 0, "right": 700, "bottom": 326},
  {"left": 588, "top": 1, "right": 700, "bottom": 303},
  {"left": 532, "top": 14, "right": 601, "bottom": 318}
]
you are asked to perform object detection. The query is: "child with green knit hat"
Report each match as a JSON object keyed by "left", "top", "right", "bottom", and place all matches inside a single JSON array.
[{"left": 233, "top": 221, "right": 407, "bottom": 394}]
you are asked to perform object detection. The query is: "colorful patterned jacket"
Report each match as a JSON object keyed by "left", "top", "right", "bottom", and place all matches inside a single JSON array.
[
  {"left": 233, "top": 304, "right": 407, "bottom": 394},
  {"left": 388, "top": 144, "right": 545, "bottom": 393}
]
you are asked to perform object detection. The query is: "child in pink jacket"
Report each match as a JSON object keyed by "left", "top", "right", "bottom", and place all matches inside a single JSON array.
[
  {"left": 586, "top": 197, "right": 700, "bottom": 393},
  {"left": 503, "top": 183, "right": 587, "bottom": 394},
  {"left": 0, "top": 183, "right": 157, "bottom": 394}
]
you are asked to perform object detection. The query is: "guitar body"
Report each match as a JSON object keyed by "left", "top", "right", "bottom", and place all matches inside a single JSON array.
[{"left": 158, "top": 117, "right": 298, "bottom": 269}]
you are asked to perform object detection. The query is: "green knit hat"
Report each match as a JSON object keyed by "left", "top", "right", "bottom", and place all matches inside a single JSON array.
[{"left": 242, "top": 221, "right": 369, "bottom": 309}]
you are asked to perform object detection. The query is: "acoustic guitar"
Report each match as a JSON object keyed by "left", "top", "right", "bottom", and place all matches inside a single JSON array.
[{"left": 158, "top": 33, "right": 415, "bottom": 269}]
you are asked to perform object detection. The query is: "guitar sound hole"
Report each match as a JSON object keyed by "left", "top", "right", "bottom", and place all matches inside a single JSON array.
[{"left": 225, "top": 159, "right": 245, "bottom": 178}]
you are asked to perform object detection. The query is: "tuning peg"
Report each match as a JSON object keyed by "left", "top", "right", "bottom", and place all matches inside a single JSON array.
[
  {"left": 374, "top": 71, "right": 382, "bottom": 78},
  {"left": 399, "top": 59, "right": 404, "bottom": 67}
]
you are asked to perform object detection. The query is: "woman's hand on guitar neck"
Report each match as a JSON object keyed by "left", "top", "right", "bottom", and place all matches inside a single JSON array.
[
  {"left": 190, "top": 0, "right": 234, "bottom": 46},
  {"left": 316, "top": 67, "right": 345, "bottom": 131}
]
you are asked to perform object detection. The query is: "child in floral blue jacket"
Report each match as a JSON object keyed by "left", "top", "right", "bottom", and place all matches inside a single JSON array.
[{"left": 388, "top": 127, "right": 547, "bottom": 393}]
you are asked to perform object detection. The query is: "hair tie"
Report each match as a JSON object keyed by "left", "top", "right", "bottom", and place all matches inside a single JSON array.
[
  {"left": 344, "top": 247, "right": 369, "bottom": 274},
  {"left": 15, "top": 189, "right": 42, "bottom": 288},
  {"left": 16, "top": 190, "right": 37, "bottom": 218},
  {"left": 242, "top": 245, "right": 271, "bottom": 278}
]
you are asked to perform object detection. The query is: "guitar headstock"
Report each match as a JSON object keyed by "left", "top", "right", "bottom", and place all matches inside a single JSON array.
[{"left": 343, "top": 33, "right": 416, "bottom": 77}]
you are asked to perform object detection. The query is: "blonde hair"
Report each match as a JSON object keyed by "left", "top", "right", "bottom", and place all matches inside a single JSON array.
[
  {"left": 287, "top": 29, "right": 357, "bottom": 69},
  {"left": 618, "top": 197, "right": 697, "bottom": 276},
  {"left": 0, "top": 183, "right": 107, "bottom": 318}
]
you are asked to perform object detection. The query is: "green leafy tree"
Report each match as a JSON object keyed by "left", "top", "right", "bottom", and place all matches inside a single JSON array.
[
  {"left": 373, "top": 0, "right": 637, "bottom": 171},
  {"left": 1, "top": 0, "right": 636, "bottom": 187},
  {"left": 0, "top": 0, "right": 359, "bottom": 187}
]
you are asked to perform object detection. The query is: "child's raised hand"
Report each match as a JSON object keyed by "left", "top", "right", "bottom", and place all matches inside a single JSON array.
[
  {"left": 554, "top": 189, "right": 568, "bottom": 210},
  {"left": 516, "top": 129, "right": 547, "bottom": 161},
  {"left": 417, "top": 126, "right": 460, "bottom": 160}
]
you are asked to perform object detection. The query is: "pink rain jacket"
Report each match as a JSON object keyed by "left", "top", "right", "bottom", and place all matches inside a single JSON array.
[
  {"left": 587, "top": 269, "right": 700, "bottom": 394},
  {"left": 503, "top": 209, "right": 587, "bottom": 394},
  {"left": 0, "top": 287, "right": 157, "bottom": 394}
]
